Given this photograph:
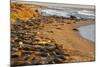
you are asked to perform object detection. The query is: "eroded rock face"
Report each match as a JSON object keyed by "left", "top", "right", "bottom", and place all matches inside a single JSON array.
[{"left": 11, "top": 3, "right": 41, "bottom": 24}]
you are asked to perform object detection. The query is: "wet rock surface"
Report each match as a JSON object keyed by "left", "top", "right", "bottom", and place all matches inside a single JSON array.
[{"left": 11, "top": 18, "right": 71, "bottom": 66}]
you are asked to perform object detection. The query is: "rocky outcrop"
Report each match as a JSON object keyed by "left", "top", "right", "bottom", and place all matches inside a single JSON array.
[{"left": 11, "top": 3, "right": 41, "bottom": 24}]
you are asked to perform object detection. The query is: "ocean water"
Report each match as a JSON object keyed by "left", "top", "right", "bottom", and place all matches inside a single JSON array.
[
  {"left": 78, "top": 24, "right": 95, "bottom": 42},
  {"left": 40, "top": 8, "right": 95, "bottom": 19},
  {"left": 41, "top": 9, "right": 70, "bottom": 18}
]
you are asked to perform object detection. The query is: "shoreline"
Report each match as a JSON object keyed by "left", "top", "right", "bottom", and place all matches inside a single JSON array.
[
  {"left": 78, "top": 24, "right": 95, "bottom": 42},
  {"left": 11, "top": 3, "right": 95, "bottom": 66},
  {"left": 36, "top": 19, "right": 95, "bottom": 61}
]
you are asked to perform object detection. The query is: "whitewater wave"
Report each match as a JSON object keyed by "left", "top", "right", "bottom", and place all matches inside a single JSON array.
[
  {"left": 40, "top": 9, "right": 95, "bottom": 19},
  {"left": 41, "top": 9, "right": 70, "bottom": 17},
  {"left": 78, "top": 10, "right": 94, "bottom": 16}
]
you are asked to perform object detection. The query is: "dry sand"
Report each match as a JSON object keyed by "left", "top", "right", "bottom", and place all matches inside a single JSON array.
[{"left": 36, "top": 19, "right": 95, "bottom": 62}]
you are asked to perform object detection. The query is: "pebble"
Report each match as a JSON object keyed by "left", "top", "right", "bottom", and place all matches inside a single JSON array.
[{"left": 19, "top": 42, "right": 23, "bottom": 45}]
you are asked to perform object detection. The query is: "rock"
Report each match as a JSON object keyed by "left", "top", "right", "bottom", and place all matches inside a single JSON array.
[
  {"left": 56, "top": 27, "right": 62, "bottom": 30},
  {"left": 40, "top": 53, "right": 48, "bottom": 57},
  {"left": 23, "top": 51, "right": 33, "bottom": 55},
  {"left": 70, "top": 15, "right": 77, "bottom": 19},
  {"left": 11, "top": 15, "right": 70, "bottom": 66},
  {"left": 47, "top": 30, "right": 54, "bottom": 33},
  {"left": 11, "top": 3, "right": 41, "bottom": 24},
  {"left": 15, "top": 61, "right": 25, "bottom": 66},
  {"left": 11, "top": 54, "right": 19, "bottom": 58},
  {"left": 19, "top": 42, "right": 23, "bottom": 45},
  {"left": 15, "top": 50, "right": 22, "bottom": 57},
  {"left": 67, "top": 22, "right": 71, "bottom": 24},
  {"left": 73, "top": 28, "right": 79, "bottom": 31},
  {"left": 39, "top": 57, "right": 49, "bottom": 64}
]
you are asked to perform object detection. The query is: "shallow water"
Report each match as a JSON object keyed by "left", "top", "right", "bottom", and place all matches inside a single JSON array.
[{"left": 78, "top": 24, "right": 95, "bottom": 42}]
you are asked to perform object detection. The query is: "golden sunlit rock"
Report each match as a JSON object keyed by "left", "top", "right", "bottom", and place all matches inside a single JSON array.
[{"left": 11, "top": 3, "right": 41, "bottom": 24}]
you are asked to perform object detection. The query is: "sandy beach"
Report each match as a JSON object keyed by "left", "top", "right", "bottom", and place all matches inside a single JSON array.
[
  {"left": 11, "top": 2, "right": 95, "bottom": 66},
  {"left": 33, "top": 17, "right": 95, "bottom": 62}
]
